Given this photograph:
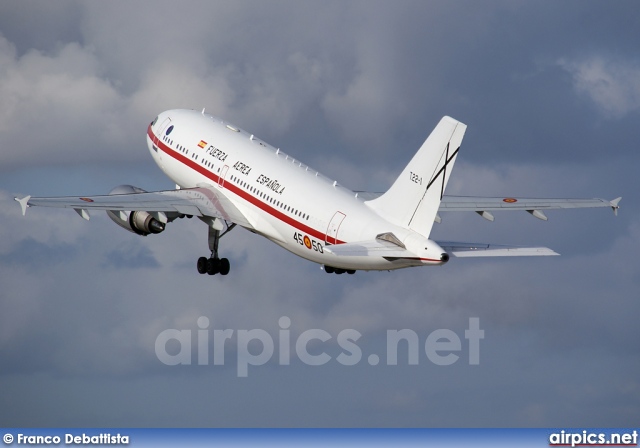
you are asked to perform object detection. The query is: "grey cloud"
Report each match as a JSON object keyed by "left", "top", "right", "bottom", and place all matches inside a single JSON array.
[
  {"left": 558, "top": 57, "right": 640, "bottom": 118},
  {"left": 103, "top": 243, "right": 161, "bottom": 269},
  {"left": 1, "top": 1, "right": 639, "bottom": 172},
  {"left": 0, "top": 1, "right": 82, "bottom": 56},
  {"left": 0, "top": 238, "right": 77, "bottom": 268},
  {"left": 0, "top": 0, "right": 637, "bottom": 428}
]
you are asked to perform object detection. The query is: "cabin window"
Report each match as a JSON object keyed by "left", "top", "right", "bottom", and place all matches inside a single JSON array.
[{"left": 166, "top": 125, "right": 174, "bottom": 136}]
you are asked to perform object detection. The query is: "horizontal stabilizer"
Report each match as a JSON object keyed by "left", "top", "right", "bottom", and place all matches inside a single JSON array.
[{"left": 437, "top": 241, "right": 559, "bottom": 257}]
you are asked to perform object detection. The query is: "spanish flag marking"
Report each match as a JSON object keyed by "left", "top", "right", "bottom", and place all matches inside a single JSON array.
[{"left": 198, "top": 140, "right": 207, "bottom": 148}]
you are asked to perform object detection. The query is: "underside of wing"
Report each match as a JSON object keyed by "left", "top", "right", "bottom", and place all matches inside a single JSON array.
[
  {"left": 16, "top": 186, "right": 252, "bottom": 228},
  {"left": 437, "top": 241, "right": 559, "bottom": 257}
]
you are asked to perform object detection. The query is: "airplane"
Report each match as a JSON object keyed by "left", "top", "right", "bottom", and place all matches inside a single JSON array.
[{"left": 15, "top": 109, "right": 621, "bottom": 276}]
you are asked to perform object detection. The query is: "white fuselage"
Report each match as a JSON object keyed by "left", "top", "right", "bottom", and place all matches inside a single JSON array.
[{"left": 147, "top": 109, "right": 446, "bottom": 271}]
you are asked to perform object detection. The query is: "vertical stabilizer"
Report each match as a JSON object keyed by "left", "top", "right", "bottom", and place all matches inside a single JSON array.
[{"left": 365, "top": 116, "right": 466, "bottom": 237}]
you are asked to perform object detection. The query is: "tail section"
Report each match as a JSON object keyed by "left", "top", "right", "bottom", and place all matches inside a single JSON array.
[{"left": 365, "top": 116, "right": 466, "bottom": 237}]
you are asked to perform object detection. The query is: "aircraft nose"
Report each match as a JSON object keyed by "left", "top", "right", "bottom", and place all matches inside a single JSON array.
[{"left": 440, "top": 253, "right": 450, "bottom": 263}]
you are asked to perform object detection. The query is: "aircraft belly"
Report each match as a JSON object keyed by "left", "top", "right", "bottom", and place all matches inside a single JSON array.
[
  {"left": 325, "top": 256, "right": 422, "bottom": 271},
  {"left": 271, "top": 231, "right": 428, "bottom": 270},
  {"left": 161, "top": 150, "right": 195, "bottom": 188},
  {"left": 243, "top": 207, "right": 287, "bottom": 244}
]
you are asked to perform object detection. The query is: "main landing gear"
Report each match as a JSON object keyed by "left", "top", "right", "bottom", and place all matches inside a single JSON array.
[
  {"left": 323, "top": 265, "right": 356, "bottom": 275},
  {"left": 197, "top": 220, "right": 236, "bottom": 276}
]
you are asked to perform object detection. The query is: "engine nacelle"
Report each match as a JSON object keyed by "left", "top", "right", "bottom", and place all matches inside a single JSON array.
[{"left": 106, "top": 185, "right": 166, "bottom": 236}]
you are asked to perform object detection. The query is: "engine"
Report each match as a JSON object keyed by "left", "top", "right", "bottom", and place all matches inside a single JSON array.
[{"left": 106, "top": 185, "right": 167, "bottom": 236}]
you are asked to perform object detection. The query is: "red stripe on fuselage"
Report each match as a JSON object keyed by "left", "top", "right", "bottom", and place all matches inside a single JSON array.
[
  {"left": 400, "top": 257, "right": 443, "bottom": 263},
  {"left": 148, "top": 124, "right": 344, "bottom": 244}
]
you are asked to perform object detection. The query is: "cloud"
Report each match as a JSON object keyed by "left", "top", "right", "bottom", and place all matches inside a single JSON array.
[
  {"left": 558, "top": 56, "right": 640, "bottom": 118},
  {"left": 0, "top": 0, "right": 638, "bottom": 428},
  {"left": 103, "top": 243, "right": 160, "bottom": 269},
  {"left": 0, "top": 37, "right": 131, "bottom": 169},
  {"left": 0, "top": 158, "right": 638, "bottom": 426}
]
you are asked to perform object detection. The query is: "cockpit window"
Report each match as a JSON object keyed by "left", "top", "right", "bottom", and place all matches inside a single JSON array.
[
  {"left": 151, "top": 116, "right": 158, "bottom": 126},
  {"left": 166, "top": 125, "right": 174, "bottom": 136}
]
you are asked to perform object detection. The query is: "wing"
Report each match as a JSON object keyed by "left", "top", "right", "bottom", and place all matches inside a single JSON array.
[
  {"left": 15, "top": 185, "right": 253, "bottom": 228},
  {"left": 440, "top": 195, "right": 621, "bottom": 211},
  {"left": 356, "top": 192, "right": 621, "bottom": 221},
  {"left": 439, "top": 195, "right": 621, "bottom": 219},
  {"left": 436, "top": 241, "right": 559, "bottom": 257}
]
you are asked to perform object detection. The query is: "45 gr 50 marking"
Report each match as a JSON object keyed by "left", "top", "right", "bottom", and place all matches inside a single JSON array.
[{"left": 293, "top": 232, "right": 323, "bottom": 253}]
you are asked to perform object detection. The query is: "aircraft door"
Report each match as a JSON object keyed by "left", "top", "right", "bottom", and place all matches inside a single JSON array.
[
  {"left": 325, "top": 211, "right": 346, "bottom": 245},
  {"left": 155, "top": 117, "right": 172, "bottom": 146},
  {"left": 153, "top": 117, "right": 172, "bottom": 165},
  {"left": 218, "top": 165, "right": 229, "bottom": 187}
]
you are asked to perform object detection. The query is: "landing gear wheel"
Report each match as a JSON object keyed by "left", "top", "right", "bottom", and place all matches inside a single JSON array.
[
  {"left": 324, "top": 265, "right": 356, "bottom": 275},
  {"left": 197, "top": 257, "right": 208, "bottom": 274},
  {"left": 198, "top": 220, "right": 236, "bottom": 277},
  {"left": 207, "top": 257, "right": 221, "bottom": 275},
  {"left": 219, "top": 258, "right": 230, "bottom": 276}
]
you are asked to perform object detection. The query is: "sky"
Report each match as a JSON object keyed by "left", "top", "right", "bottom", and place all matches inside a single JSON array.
[{"left": 0, "top": 0, "right": 639, "bottom": 428}]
